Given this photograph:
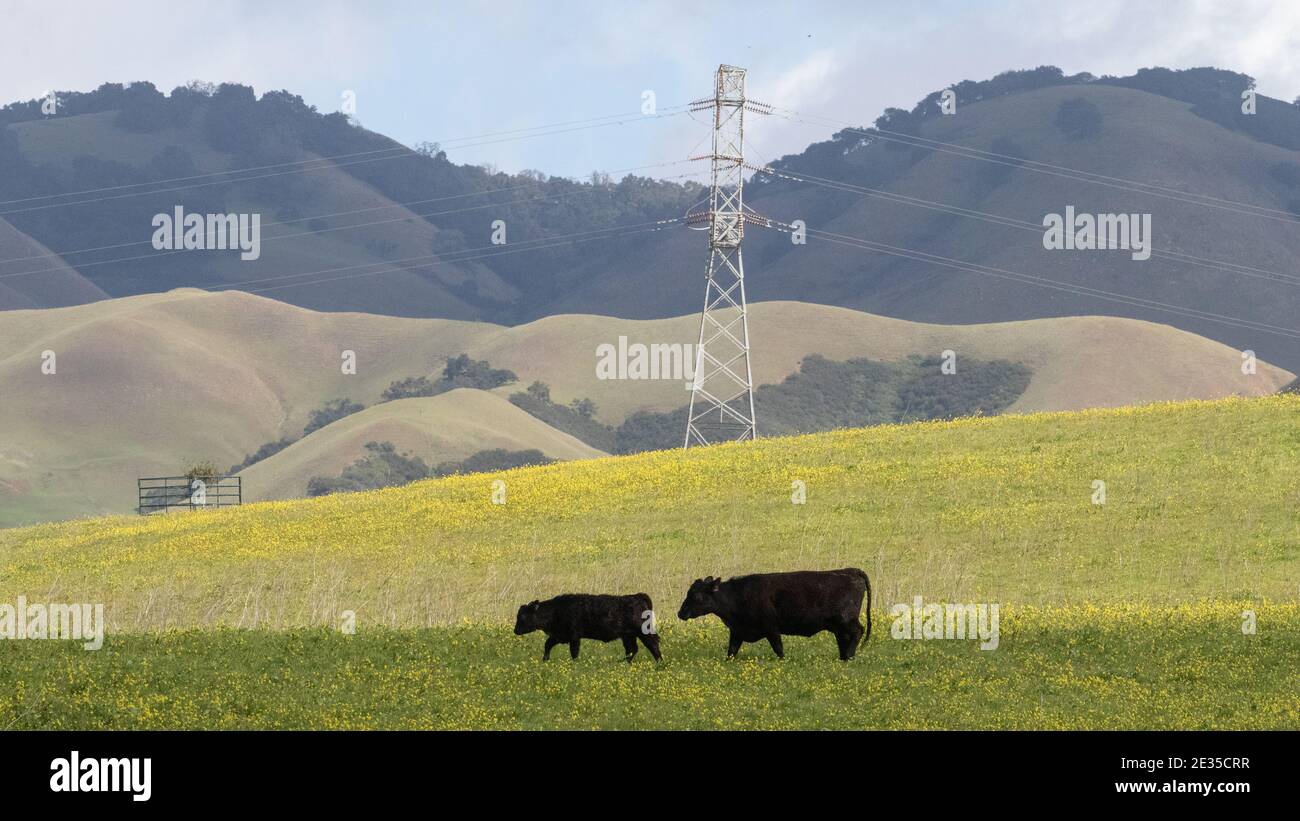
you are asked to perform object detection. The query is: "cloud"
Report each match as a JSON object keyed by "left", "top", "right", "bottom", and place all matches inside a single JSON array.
[
  {"left": 2, "top": 0, "right": 1295, "bottom": 178},
  {"left": 0, "top": 0, "right": 393, "bottom": 104}
]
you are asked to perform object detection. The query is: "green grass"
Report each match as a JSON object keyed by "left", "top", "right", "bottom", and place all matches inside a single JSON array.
[
  {"left": 2, "top": 397, "right": 1296, "bottom": 729},
  {"left": 1, "top": 397, "right": 1297, "bottom": 631},
  {"left": 1, "top": 605, "right": 1294, "bottom": 730}
]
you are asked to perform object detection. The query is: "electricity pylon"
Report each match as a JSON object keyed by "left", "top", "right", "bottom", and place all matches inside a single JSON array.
[{"left": 684, "top": 65, "right": 771, "bottom": 448}]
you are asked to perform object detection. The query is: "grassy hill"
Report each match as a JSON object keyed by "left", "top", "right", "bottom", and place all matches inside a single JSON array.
[
  {"left": 239, "top": 389, "right": 606, "bottom": 501},
  {"left": 0, "top": 396, "right": 1296, "bottom": 728},
  {"left": 1, "top": 289, "right": 1290, "bottom": 526},
  {"left": 2, "top": 395, "right": 1295, "bottom": 624},
  {"left": 0, "top": 216, "right": 108, "bottom": 309},
  {"left": 0, "top": 87, "right": 694, "bottom": 319},
  {"left": 2, "top": 109, "right": 515, "bottom": 318}
]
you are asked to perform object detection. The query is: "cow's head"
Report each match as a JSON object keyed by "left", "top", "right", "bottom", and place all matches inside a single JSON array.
[
  {"left": 678, "top": 576, "right": 722, "bottom": 620},
  {"left": 514, "top": 600, "right": 544, "bottom": 635}
]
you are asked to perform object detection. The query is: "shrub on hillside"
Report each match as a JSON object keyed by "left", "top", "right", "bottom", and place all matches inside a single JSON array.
[
  {"left": 507, "top": 381, "right": 617, "bottom": 452},
  {"left": 183, "top": 459, "right": 219, "bottom": 483},
  {"left": 381, "top": 354, "right": 517, "bottom": 401},
  {"left": 306, "top": 442, "right": 429, "bottom": 497},
  {"left": 893, "top": 356, "right": 1032, "bottom": 422},
  {"left": 432, "top": 448, "right": 553, "bottom": 477},
  {"left": 606, "top": 354, "right": 1034, "bottom": 454},
  {"left": 229, "top": 438, "right": 295, "bottom": 474},
  {"left": 303, "top": 399, "right": 365, "bottom": 436}
]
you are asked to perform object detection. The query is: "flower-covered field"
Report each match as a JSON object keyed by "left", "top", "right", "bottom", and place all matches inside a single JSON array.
[
  {"left": 0, "top": 396, "right": 1297, "bottom": 728},
  {"left": 1, "top": 604, "right": 1295, "bottom": 730}
]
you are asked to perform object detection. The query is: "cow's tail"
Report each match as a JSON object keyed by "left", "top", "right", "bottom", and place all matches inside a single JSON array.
[{"left": 861, "top": 570, "right": 872, "bottom": 647}]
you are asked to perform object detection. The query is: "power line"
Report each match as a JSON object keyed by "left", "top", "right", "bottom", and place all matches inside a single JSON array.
[
  {"left": 0, "top": 159, "right": 699, "bottom": 270},
  {"left": 1, "top": 173, "right": 703, "bottom": 282},
  {"left": 771, "top": 107, "right": 1300, "bottom": 227},
  {"left": 0, "top": 105, "right": 692, "bottom": 217},
  {"left": 753, "top": 219, "right": 1300, "bottom": 340},
  {"left": 749, "top": 163, "right": 1300, "bottom": 288},
  {"left": 0, "top": 103, "right": 690, "bottom": 207},
  {"left": 226, "top": 218, "right": 682, "bottom": 296}
]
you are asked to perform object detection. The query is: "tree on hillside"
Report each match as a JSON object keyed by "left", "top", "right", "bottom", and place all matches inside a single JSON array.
[
  {"left": 441, "top": 354, "right": 517, "bottom": 390},
  {"left": 432, "top": 448, "right": 552, "bottom": 477},
  {"left": 204, "top": 83, "right": 260, "bottom": 154},
  {"left": 307, "top": 442, "right": 430, "bottom": 496},
  {"left": 381, "top": 355, "right": 518, "bottom": 402},
  {"left": 303, "top": 398, "right": 365, "bottom": 436},
  {"left": 1055, "top": 98, "right": 1103, "bottom": 139},
  {"left": 183, "top": 459, "right": 219, "bottom": 483},
  {"left": 525, "top": 381, "right": 550, "bottom": 402},
  {"left": 507, "top": 382, "right": 616, "bottom": 452},
  {"left": 116, "top": 81, "right": 169, "bottom": 132}
]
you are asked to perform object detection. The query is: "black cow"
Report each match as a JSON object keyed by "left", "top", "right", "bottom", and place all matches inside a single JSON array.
[
  {"left": 677, "top": 568, "right": 872, "bottom": 660},
  {"left": 514, "top": 593, "right": 662, "bottom": 663}
]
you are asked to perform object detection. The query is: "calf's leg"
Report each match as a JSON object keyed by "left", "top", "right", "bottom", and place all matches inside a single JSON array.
[
  {"left": 621, "top": 636, "right": 638, "bottom": 663},
  {"left": 569, "top": 638, "right": 581, "bottom": 660},
  {"left": 639, "top": 633, "right": 662, "bottom": 662}
]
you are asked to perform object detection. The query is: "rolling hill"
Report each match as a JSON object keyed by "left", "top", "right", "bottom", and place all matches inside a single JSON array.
[
  {"left": 0, "top": 216, "right": 108, "bottom": 309},
  {"left": 1, "top": 106, "right": 516, "bottom": 318},
  {"left": 238, "top": 390, "right": 606, "bottom": 502},
  {"left": 0, "top": 287, "right": 1290, "bottom": 526}
]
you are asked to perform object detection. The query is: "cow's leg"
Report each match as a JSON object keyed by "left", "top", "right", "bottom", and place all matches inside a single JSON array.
[
  {"left": 844, "top": 619, "right": 865, "bottom": 660},
  {"left": 639, "top": 632, "right": 663, "bottom": 662},
  {"left": 542, "top": 635, "right": 561, "bottom": 661},
  {"left": 621, "top": 636, "right": 638, "bottom": 663},
  {"left": 569, "top": 638, "right": 581, "bottom": 659},
  {"left": 766, "top": 633, "right": 785, "bottom": 660},
  {"left": 833, "top": 626, "right": 856, "bottom": 661},
  {"left": 726, "top": 631, "right": 743, "bottom": 659}
]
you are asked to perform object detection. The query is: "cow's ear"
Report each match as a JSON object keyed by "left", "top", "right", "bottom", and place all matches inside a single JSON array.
[{"left": 708, "top": 578, "right": 721, "bottom": 592}]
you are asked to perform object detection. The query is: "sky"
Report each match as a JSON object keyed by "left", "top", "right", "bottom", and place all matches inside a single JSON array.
[{"left": 3, "top": 0, "right": 1298, "bottom": 180}]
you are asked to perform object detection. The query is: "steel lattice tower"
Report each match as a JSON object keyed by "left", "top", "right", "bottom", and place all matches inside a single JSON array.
[{"left": 684, "top": 65, "right": 770, "bottom": 448}]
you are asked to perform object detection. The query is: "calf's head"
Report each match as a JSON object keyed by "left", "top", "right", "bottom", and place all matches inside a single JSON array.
[
  {"left": 514, "top": 600, "right": 545, "bottom": 635},
  {"left": 678, "top": 577, "right": 722, "bottom": 620}
]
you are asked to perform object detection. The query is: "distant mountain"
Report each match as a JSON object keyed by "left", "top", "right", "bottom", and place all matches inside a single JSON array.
[
  {"left": 2, "top": 67, "right": 1299, "bottom": 371},
  {"left": 0, "top": 81, "right": 702, "bottom": 320}
]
